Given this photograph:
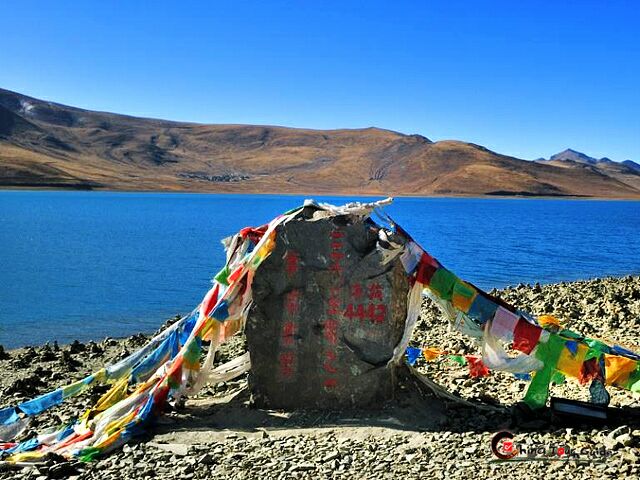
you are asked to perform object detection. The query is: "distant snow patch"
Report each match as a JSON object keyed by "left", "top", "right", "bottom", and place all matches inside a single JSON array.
[{"left": 20, "top": 100, "right": 35, "bottom": 115}]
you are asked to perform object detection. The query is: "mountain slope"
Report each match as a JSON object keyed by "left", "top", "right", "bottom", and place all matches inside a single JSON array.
[
  {"left": 539, "top": 149, "right": 640, "bottom": 193},
  {"left": 622, "top": 160, "right": 640, "bottom": 173},
  {"left": 1, "top": 88, "right": 639, "bottom": 198}
]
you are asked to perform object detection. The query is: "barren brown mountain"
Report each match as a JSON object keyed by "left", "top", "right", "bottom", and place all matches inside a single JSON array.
[{"left": 1, "top": 88, "right": 639, "bottom": 198}]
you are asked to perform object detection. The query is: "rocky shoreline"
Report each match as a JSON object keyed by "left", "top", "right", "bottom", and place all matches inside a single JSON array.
[{"left": 1, "top": 276, "right": 639, "bottom": 479}]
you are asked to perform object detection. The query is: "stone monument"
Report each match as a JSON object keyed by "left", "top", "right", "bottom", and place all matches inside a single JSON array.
[{"left": 245, "top": 203, "right": 411, "bottom": 408}]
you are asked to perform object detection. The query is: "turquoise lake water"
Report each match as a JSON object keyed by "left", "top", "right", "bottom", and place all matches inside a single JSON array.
[{"left": 1, "top": 191, "right": 639, "bottom": 348}]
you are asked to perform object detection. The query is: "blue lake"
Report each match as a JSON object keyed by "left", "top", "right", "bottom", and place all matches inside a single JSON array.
[{"left": 1, "top": 191, "right": 639, "bottom": 348}]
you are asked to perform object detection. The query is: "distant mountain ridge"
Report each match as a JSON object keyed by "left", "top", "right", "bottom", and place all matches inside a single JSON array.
[
  {"left": 0, "top": 87, "right": 639, "bottom": 198},
  {"left": 536, "top": 148, "right": 640, "bottom": 193},
  {"left": 544, "top": 148, "right": 632, "bottom": 167},
  {"left": 622, "top": 160, "right": 640, "bottom": 172}
]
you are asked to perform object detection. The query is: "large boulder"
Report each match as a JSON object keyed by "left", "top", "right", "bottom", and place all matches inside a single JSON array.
[{"left": 245, "top": 204, "right": 411, "bottom": 408}]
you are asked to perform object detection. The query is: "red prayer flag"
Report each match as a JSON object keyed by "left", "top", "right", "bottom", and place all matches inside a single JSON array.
[
  {"left": 512, "top": 318, "right": 542, "bottom": 354},
  {"left": 465, "top": 355, "right": 490, "bottom": 377},
  {"left": 200, "top": 285, "right": 220, "bottom": 318},
  {"left": 579, "top": 357, "right": 602, "bottom": 385},
  {"left": 227, "top": 265, "right": 244, "bottom": 284},
  {"left": 416, "top": 252, "right": 438, "bottom": 285},
  {"left": 239, "top": 225, "right": 268, "bottom": 242}
]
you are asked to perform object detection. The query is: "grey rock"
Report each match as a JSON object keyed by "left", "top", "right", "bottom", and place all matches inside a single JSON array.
[
  {"left": 322, "top": 451, "right": 340, "bottom": 462},
  {"left": 47, "top": 463, "right": 79, "bottom": 479},
  {"left": 290, "top": 463, "right": 316, "bottom": 472},
  {"left": 198, "top": 453, "right": 216, "bottom": 465},
  {"left": 608, "top": 425, "right": 631, "bottom": 439},
  {"left": 148, "top": 442, "right": 189, "bottom": 456}
]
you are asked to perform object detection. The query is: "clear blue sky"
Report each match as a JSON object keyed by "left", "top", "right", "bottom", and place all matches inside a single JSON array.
[{"left": 1, "top": 0, "right": 638, "bottom": 161}]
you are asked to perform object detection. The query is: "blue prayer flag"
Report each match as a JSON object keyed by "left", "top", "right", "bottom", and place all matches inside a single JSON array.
[
  {"left": 131, "top": 331, "right": 179, "bottom": 383},
  {"left": 405, "top": 347, "right": 422, "bottom": 366},
  {"left": 212, "top": 300, "right": 230, "bottom": 321},
  {"left": 0, "top": 407, "right": 18, "bottom": 425},
  {"left": 565, "top": 341, "right": 578, "bottom": 355},
  {"left": 18, "top": 389, "right": 63, "bottom": 416}
]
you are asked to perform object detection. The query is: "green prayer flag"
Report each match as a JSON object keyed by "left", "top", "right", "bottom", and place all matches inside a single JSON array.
[
  {"left": 429, "top": 268, "right": 458, "bottom": 301},
  {"left": 627, "top": 365, "right": 640, "bottom": 392},
  {"left": 448, "top": 355, "right": 467, "bottom": 366},
  {"left": 184, "top": 340, "right": 201, "bottom": 365},
  {"left": 453, "top": 280, "right": 475, "bottom": 299},
  {"left": 214, "top": 265, "right": 230, "bottom": 286},
  {"left": 585, "top": 339, "right": 609, "bottom": 356},
  {"left": 523, "top": 334, "right": 565, "bottom": 409},
  {"left": 78, "top": 447, "right": 102, "bottom": 462},
  {"left": 551, "top": 370, "right": 565, "bottom": 385}
]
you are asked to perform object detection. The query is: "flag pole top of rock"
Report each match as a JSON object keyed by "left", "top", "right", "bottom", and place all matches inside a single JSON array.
[{"left": 1, "top": 198, "right": 639, "bottom": 464}]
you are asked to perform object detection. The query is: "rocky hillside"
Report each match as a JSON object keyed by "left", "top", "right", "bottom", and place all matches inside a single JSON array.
[{"left": 1, "top": 88, "right": 639, "bottom": 198}]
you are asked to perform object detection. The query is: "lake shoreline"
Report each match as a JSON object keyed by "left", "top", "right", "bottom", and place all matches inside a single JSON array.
[
  {"left": 1, "top": 276, "right": 639, "bottom": 479},
  {"left": 3, "top": 186, "right": 640, "bottom": 201}
]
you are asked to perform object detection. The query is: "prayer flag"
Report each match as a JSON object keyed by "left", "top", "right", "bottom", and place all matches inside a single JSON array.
[
  {"left": 428, "top": 268, "right": 457, "bottom": 300},
  {"left": 405, "top": 347, "right": 422, "bottom": 366},
  {"left": 452, "top": 280, "right": 477, "bottom": 313},
  {"left": 467, "top": 294, "right": 498, "bottom": 325},
  {"left": 465, "top": 356, "right": 490, "bottom": 377},
  {"left": 422, "top": 347, "right": 445, "bottom": 361},
  {"left": 490, "top": 307, "right": 520, "bottom": 342},
  {"left": 512, "top": 318, "right": 542, "bottom": 354},
  {"left": 604, "top": 354, "right": 638, "bottom": 387}
]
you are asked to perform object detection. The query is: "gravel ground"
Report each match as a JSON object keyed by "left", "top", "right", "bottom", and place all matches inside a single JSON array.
[{"left": 1, "top": 276, "right": 639, "bottom": 479}]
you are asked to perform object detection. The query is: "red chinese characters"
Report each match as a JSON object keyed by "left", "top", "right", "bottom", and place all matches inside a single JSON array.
[
  {"left": 323, "top": 350, "right": 338, "bottom": 374},
  {"left": 351, "top": 283, "right": 364, "bottom": 300},
  {"left": 343, "top": 303, "right": 387, "bottom": 324},
  {"left": 328, "top": 230, "right": 345, "bottom": 275},
  {"left": 284, "top": 250, "right": 300, "bottom": 276},
  {"left": 323, "top": 319, "right": 339, "bottom": 345},
  {"left": 327, "top": 287, "right": 341, "bottom": 315},
  {"left": 278, "top": 250, "right": 302, "bottom": 381},
  {"left": 368, "top": 282, "right": 383, "bottom": 301},
  {"left": 343, "top": 281, "right": 387, "bottom": 324},
  {"left": 323, "top": 229, "right": 345, "bottom": 389},
  {"left": 281, "top": 321, "right": 296, "bottom": 347},
  {"left": 323, "top": 378, "right": 338, "bottom": 389},
  {"left": 279, "top": 352, "right": 296, "bottom": 378},
  {"left": 284, "top": 288, "right": 301, "bottom": 316}
]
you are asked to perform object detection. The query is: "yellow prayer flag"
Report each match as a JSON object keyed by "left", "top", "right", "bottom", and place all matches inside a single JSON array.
[
  {"left": 422, "top": 347, "right": 445, "bottom": 361},
  {"left": 556, "top": 343, "right": 588, "bottom": 379},
  {"left": 94, "top": 377, "right": 129, "bottom": 412},
  {"left": 605, "top": 354, "right": 638, "bottom": 387},
  {"left": 538, "top": 315, "right": 561, "bottom": 328}
]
